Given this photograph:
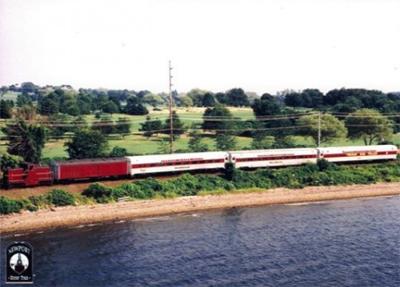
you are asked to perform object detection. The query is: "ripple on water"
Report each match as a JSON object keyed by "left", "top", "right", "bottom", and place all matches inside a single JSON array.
[{"left": 1, "top": 196, "right": 399, "bottom": 287}]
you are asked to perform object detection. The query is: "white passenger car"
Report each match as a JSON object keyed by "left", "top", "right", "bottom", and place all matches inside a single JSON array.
[
  {"left": 229, "top": 148, "right": 318, "bottom": 168},
  {"left": 318, "top": 145, "right": 398, "bottom": 163},
  {"left": 127, "top": 152, "right": 228, "bottom": 176}
]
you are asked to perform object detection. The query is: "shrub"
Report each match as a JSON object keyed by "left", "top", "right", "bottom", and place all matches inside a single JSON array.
[
  {"left": 117, "top": 182, "right": 155, "bottom": 199},
  {"left": 82, "top": 183, "right": 112, "bottom": 202},
  {"left": 28, "top": 195, "right": 51, "bottom": 208},
  {"left": 46, "top": 189, "right": 75, "bottom": 206},
  {"left": 0, "top": 196, "right": 24, "bottom": 214}
]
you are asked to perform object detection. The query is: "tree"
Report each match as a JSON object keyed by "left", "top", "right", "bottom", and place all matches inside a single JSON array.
[
  {"left": 0, "top": 154, "right": 20, "bottom": 173},
  {"left": 296, "top": 113, "right": 347, "bottom": 144},
  {"left": 202, "top": 105, "right": 235, "bottom": 132},
  {"left": 125, "top": 97, "right": 148, "bottom": 115},
  {"left": 162, "top": 111, "right": 186, "bottom": 140},
  {"left": 109, "top": 146, "right": 128, "bottom": 157},
  {"left": 16, "top": 93, "right": 32, "bottom": 107},
  {"left": 251, "top": 134, "right": 274, "bottom": 149},
  {"left": 65, "top": 130, "right": 108, "bottom": 159},
  {"left": 142, "top": 93, "right": 165, "bottom": 107},
  {"left": 92, "top": 117, "right": 115, "bottom": 135},
  {"left": 125, "top": 104, "right": 149, "bottom": 115},
  {"left": 186, "top": 89, "right": 208, "bottom": 107},
  {"left": 48, "top": 113, "right": 72, "bottom": 139},
  {"left": 0, "top": 100, "right": 12, "bottom": 118},
  {"left": 101, "top": 101, "right": 119, "bottom": 114},
  {"left": 20, "top": 82, "right": 38, "bottom": 94},
  {"left": 252, "top": 93, "right": 281, "bottom": 116},
  {"left": 202, "top": 92, "right": 216, "bottom": 107},
  {"left": 157, "top": 138, "right": 170, "bottom": 154},
  {"left": 188, "top": 130, "right": 208, "bottom": 152},
  {"left": 114, "top": 117, "right": 131, "bottom": 135},
  {"left": 38, "top": 95, "right": 59, "bottom": 115},
  {"left": 139, "top": 116, "right": 163, "bottom": 138},
  {"left": 345, "top": 109, "right": 393, "bottom": 145},
  {"left": 180, "top": 96, "right": 193, "bottom": 107},
  {"left": 2, "top": 120, "right": 46, "bottom": 163},
  {"left": 15, "top": 105, "right": 36, "bottom": 120},
  {"left": 284, "top": 89, "right": 323, "bottom": 108},
  {"left": 76, "top": 93, "right": 93, "bottom": 114},
  {"left": 252, "top": 94, "right": 294, "bottom": 140},
  {"left": 225, "top": 88, "right": 249, "bottom": 106},
  {"left": 215, "top": 133, "right": 236, "bottom": 150}
]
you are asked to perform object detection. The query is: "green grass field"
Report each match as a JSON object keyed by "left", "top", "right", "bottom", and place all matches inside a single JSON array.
[{"left": 1, "top": 106, "right": 400, "bottom": 159}]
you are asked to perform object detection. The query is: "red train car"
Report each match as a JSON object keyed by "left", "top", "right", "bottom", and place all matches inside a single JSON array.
[
  {"left": 5, "top": 165, "right": 53, "bottom": 187},
  {"left": 52, "top": 158, "right": 130, "bottom": 181}
]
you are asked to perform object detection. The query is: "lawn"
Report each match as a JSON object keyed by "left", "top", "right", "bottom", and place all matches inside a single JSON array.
[
  {"left": 83, "top": 107, "right": 255, "bottom": 132},
  {"left": 1, "top": 106, "right": 400, "bottom": 159}
]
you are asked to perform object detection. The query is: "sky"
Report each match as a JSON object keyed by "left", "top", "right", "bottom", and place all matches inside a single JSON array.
[{"left": 0, "top": 0, "right": 399, "bottom": 94}]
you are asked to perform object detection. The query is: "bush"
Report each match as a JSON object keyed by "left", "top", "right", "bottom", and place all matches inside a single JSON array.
[
  {"left": 110, "top": 146, "right": 128, "bottom": 157},
  {"left": 82, "top": 183, "right": 112, "bottom": 202},
  {"left": 28, "top": 195, "right": 51, "bottom": 208},
  {"left": 46, "top": 189, "right": 75, "bottom": 206},
  {"left": 0, "top": 196, "right": 24, "bottom": 214}
]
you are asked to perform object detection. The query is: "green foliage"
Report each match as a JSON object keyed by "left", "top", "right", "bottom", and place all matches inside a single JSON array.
[
  {"left": 46, "top": 189, "right": 75, "bottom": 206},
  {"left": 101, "top": 100, "right": 119, "bottom": 114},
  {"left": 251, "top": 135, "right": 274, "bottom": 149},
  {"left": 251, "top": 94, "right": 295, "bottom": 139},
  {"left": 139, "top": 116, "right": 163, "bottom": 138},
  {"left": 215, "top": 133, "right": 236, "bottom": 150},
  {"left": 162, "top": 111, "right": 186, "bottom": 140},
  {"left": 125, "top": 97, "right": 149, "bottom": 115},
  {"left": 224, "top": 162, "right": 235, "bottom": 180},
  {"left": 345, "top": 109, "right": 393, "bottom": 145},
  {"left": 16, "top": 93, "right": 32, "bottom": 107},
  {"left": 188, "top": 130, "right": 208, "bottom": 152},
  {"left": 202, "top": 105, "right": 234, "bottom": 132},
  {"left": 82, "top": 183, "right": 112, "bottom": 202},
  {"left": 0, "top": 154, "right": 20, "bottom": 173},
  {"left": 284, "top": 89, "right": 323, "bottom": 108},
  {"left": 28, "top": 194, "right": 51, "bottom": 209},
  {"left": 114, "top": 117, "right": 131, "bottom": 135},
  {"left": 157, "top": 138, "right": 170, "bottom": 154},
  {"left": 0, "top": 99, "right": 13, "bottom": 118},
  {"left": 0, "top": 196, "right": 24, "bottom": 214},
  {"left": 296, "top": 113, "right": 347, "bottom": 144},
  {"left": 91, "top": 115, "right": 115, "bottom": 135},
  {"left": 110, "top": 146, "right": 128, "bottom": 157},
  {"left": 2, "top": 119, "right": 46, "bottom": 163},
  {"left": 65, "top": 129, "right": 108, "bottom": 159}
]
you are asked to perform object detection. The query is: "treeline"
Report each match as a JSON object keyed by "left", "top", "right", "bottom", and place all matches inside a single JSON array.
[
  {"left": 2, "top": 160, "right": 400, "bottom": 214},
  {"left": 2, "top": 83, "right": 400, "bottom": 117}
]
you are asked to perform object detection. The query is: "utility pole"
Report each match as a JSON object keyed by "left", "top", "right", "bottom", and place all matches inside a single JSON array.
[
  {"left": 168, "top": 60, "right": 174, "bottom": 153},
  {"left": 317, "top": 111, "right": 321, "bottom": 147}
]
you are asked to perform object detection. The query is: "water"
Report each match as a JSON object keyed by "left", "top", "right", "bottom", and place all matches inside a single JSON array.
[{"left": 1, "top": 196, "right": 399, "bottom": 286}]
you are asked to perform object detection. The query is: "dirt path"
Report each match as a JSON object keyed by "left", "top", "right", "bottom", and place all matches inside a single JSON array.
[{"left": 1, "top": 182, "right": 399, "bottom": 235}]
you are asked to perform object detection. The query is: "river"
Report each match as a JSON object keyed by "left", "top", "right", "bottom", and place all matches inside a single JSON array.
[{"left": 1, "top": 196, "right": 399, "bottom": 286}]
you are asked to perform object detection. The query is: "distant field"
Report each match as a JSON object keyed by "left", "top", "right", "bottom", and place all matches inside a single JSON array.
[
  {"left": 1, "top": 106, "right": 400, "bottom": 159},
  {"left": 83, "top": 107, "right": 255, "bottom": 132},
  {"left": 0, "top": 91, "right": 20, "bottom": 101}
]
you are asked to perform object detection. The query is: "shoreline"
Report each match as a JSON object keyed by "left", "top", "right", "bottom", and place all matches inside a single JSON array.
[{"left": 1, "top": 182, "right": 400, "bottom": 235}]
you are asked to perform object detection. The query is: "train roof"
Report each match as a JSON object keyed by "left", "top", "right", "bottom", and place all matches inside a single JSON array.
[
  {"left": 126, "top": 151, "right": 228, "bottom": 161},
  {"left": 318, "top": 145, "right": 398, "bottom": 151},
  {"left": 53, "top": 157, "right": 129, "bottom": 165},
  {"left": 229, "top": 148, "right": 317, "bottom": 154}
]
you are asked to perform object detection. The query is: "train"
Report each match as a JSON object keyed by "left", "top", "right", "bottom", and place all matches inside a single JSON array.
[{"left": 3, "top": 145, "right": 398, "bottom": 188}]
